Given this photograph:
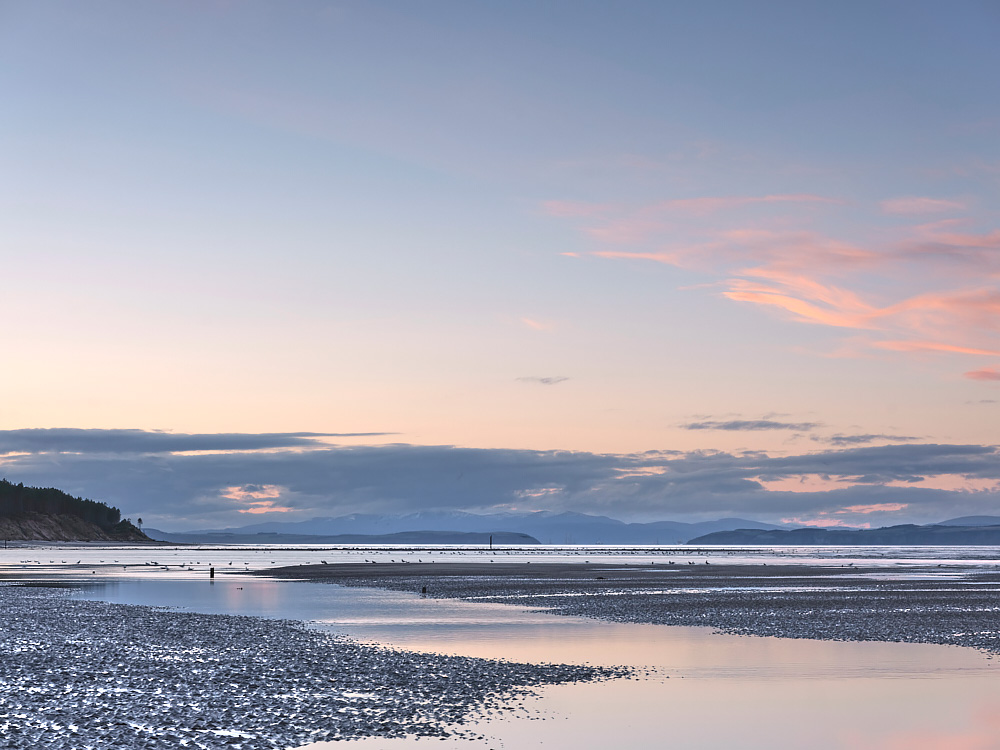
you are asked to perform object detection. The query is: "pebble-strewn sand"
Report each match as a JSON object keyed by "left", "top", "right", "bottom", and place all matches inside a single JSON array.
[
  {"left": 0, "top": 584, "right": 627, "bottom": 750},
  {"left": 269, "top": 562, "right": 1000, "bottom": 655}
]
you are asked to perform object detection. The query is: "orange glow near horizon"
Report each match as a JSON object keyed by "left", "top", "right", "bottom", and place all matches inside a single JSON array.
[
  {"left": 781, "top": 516, "right": 872, "bottom": 529},
  {"left": 236, "top": 501, "right": 295, "bottom": 514},
  {"left": 221, "top": 485, "right": 296, "bottom": 514}
]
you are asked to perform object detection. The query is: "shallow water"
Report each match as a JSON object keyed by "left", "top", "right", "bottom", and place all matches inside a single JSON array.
[{"left": 70, "top": 576, "right": 1000, "bottom": 750}]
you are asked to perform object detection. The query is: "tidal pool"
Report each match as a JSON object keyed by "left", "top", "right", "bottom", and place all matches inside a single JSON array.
[{"left": 73, "top": 577, "right": 1000, "bottom": 750}]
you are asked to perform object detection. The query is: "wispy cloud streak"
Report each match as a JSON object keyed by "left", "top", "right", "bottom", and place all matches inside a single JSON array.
[
  {"left": 0, "top": 428, "right": 391, "bottom": 455},
  {"left": 965, "top": 368, "right": 1000, "bottom": 381},
  {"left": 821, "top": 434, "right": 921, "bottom": 447},
  {"left": 880, "top": 197, "right": 967, "bottom": 215},
  {"left": 517, "top": 376, "right": 570, "bottom": 385},
  {"left": 546, "top": 195, "right": 1000, "bottom": 374},
  {"left": 681, "top": 420, "right": 819, "bottom": 432}
]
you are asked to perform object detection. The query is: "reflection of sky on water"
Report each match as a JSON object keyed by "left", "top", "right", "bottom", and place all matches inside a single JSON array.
[
  {"left": 69, "top": 574, "right": 1000, "bottom": 750},
  {"left": 71, "top": 579, "right": 568, "bottom": 643}
]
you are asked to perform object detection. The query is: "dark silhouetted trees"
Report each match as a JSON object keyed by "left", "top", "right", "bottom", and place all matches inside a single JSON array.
[{"left": 0, "top": 479, "right": 122, "bottom": 528}]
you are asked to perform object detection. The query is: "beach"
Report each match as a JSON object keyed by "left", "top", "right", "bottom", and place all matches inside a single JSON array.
[
  {"left": 0, "top": 581, "right": 624, "bottom": 750},
  {"left": 4, "top": 546, "right": 1000, "bottom": 749}
]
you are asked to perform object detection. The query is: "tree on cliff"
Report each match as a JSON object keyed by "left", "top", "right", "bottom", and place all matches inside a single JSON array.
[{"left": 0, "top": 479, "right": 122, "bottom": 528}]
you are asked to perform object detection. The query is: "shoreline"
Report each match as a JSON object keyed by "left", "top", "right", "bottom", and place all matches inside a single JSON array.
[{"left": 261, "top": 561, "right": 1000, "bottom": 655}]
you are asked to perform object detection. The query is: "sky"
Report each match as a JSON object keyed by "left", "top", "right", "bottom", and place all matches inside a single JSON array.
[{"left": 1, "top": 1, "right": 998, "bottom": 530}]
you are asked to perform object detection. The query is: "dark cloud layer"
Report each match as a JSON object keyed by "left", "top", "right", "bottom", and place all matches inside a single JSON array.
[
  {"left": 0, "top": 429, "right": 391, "bottom": 455},
  {"left": 681, "top": 420, "right": 820, "bottom": 431},
  {"left": 1, "top": 430, "right": 998, "bottom": 529},
  {"left": 820, "top": 434, "right": 921, "bottom": 447}
]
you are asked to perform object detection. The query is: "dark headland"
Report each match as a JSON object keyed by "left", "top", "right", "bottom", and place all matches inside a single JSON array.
[{"left": 0, "top": 479, "right": 149, "bottom": 542}]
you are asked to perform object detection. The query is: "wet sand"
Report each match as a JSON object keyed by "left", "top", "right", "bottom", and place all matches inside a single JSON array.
[
  {"left": 0, "top": 583, "right": 626, "bottom": 750},
  {"left": 263, "top": 561, "right": 1000, "bottom": 655}
]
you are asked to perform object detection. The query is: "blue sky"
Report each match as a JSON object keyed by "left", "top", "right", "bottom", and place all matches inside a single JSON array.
[{"left": 1, "top": 2, "right": 998, "bottom": 529}]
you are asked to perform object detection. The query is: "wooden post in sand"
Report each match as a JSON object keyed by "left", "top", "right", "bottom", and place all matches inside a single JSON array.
[{"left": 210, "top": 566, "right": 215, "bottom": 579}]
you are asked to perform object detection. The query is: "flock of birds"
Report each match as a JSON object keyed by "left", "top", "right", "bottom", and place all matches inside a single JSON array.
[
  {"left": 14, "top": 547, "right": 768, "bottom": 565},
  {"left": 9, "top": 545, "right": 877, "bottom": 579}
]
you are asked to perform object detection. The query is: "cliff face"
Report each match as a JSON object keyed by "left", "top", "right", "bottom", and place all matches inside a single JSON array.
[{"left": 0, "top": 513, "right": 150, "bottom": 542}]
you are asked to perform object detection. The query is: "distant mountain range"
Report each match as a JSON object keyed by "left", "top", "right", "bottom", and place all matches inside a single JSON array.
[
  {"left": 147, "top": 510, "right": 784, "bottom": 545},
  {"left": 937, "top": 516, "right": 1000, "bottom": 527},
  {"left": 145, "top": 510, "right": 1000, "bottom": 546},
  {"left": 689, "top": 524, "right": 1000, "bottom": 545},
  {"left": 144, "top": 529, "right": 539, "bottom": 545}
]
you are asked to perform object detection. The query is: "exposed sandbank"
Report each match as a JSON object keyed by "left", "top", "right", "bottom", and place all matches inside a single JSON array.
[{"left": 262, "top": 561, "right": 1000, "bottom": 655}]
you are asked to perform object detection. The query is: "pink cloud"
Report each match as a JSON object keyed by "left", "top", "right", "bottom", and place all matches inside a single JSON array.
[
  {"left": 545, "top": 190, "right": 1000, "bottom": 372},
  {"left": 722, "top": 268, "right": 1000, "bottom": 360},
  {"left": 899, "top": 225, "right": 1000, "bottom": 273},
  {"left": 702, "top": 230, "right": 878, "bottom": 277},
  {"left": 880, "top": 196, "right": 967, "bottom": 215},
  {"left": 592, "top": 243, "right": 723, "bottom": 271},
  {"left": 221, "top": 484, "right": 283, "bottom": 501},
  {"left": 597, "top": 230, "right": 877, "bottom": 276},
  {"left": 852, "top": 732, "right": 988, "bottom": 750},
  {"left": 837, "top": 503, "right": 908, "bottom": 514},
  {"left": 724, "top": 285, "right": 873, "bottom": 329},
  {"left": 722, "top": 276, "right": 1000, "bottom": 365},
  {"left": 237, "top": 500, "right": 295, "bottom": 514},
  {"left": 520, "top": 317, "right": 554, "bottom": 331},
  {"left": 591, "top": 249, "right": 686, "bottom": 265},
  {"left": 891, "top": 288, "right": 1000, "bottom": 327},
  {"left": 660, "top": 193, "right": 840, "bottom": 216},
  {"left": 596, "top": 232, "right": 1000, "bottom": 357},
  {"left": 921, "top": 228, "right": 1000, "bottom": 249},
  {"left": 782, "top": 503, "right": 907, "bottom": 527},
  {"left": 221, "top": 484, "right": 295, "bottom": 514},
  {"left": 724, "top": 270, "right": 882, "bottom": 329},
  {"left": 781, "top": 516, "right": 871, "bottom": 528},
  {"left": 874, "top": 341, "right": 1000, "bottom": 357},
  {"left": 543, "top": 193, "right": 838, "bottom": 222},
  {"left": 543, "top": 195, "right": 841, "bottom": 245},
  {"left": 965, "top": 367, "right": 1000, "bottom": 381}
]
